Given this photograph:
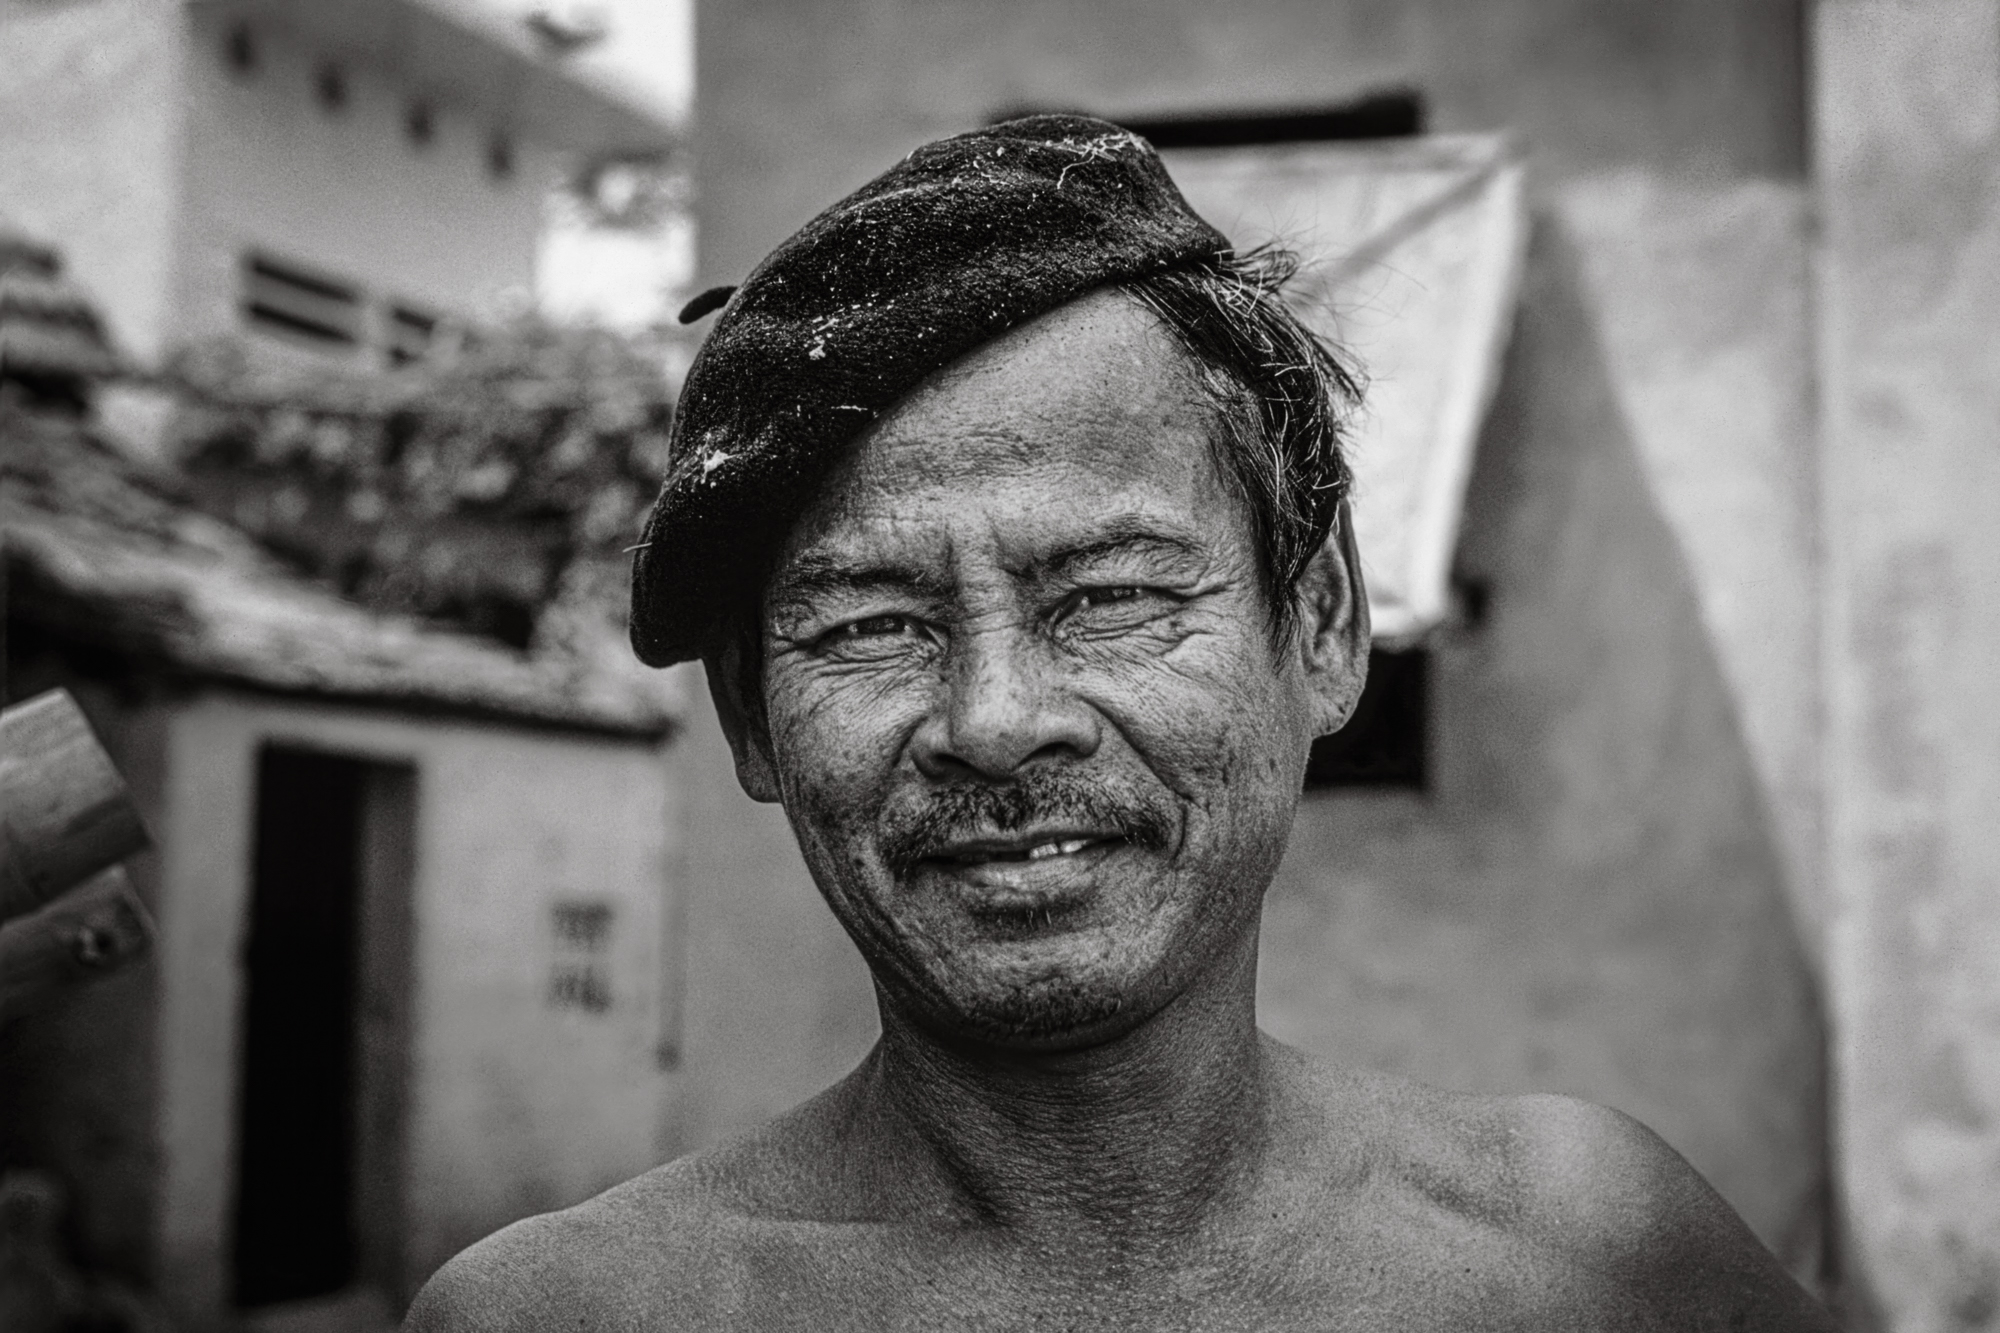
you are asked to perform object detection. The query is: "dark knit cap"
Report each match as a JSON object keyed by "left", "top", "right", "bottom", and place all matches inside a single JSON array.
[{"left": 629, "top": 114, "right": 1231, "bottom": 666}]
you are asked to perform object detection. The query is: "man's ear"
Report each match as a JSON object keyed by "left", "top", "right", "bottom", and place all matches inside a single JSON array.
[
  {"left": 703, "top": 642, "right": 783, "bottom": 803},
  {"left": 1294, "top": 498, "right": 1371, "bottom": 738}
]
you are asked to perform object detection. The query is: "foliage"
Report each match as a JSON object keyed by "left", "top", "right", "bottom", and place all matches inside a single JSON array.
[{"left": 166, "top": 320, "right": 682, "bottom": 650}]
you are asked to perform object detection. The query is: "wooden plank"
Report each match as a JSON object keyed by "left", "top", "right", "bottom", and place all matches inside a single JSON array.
[
  {"left": 0, "top": 688, "right": 150, "bottom": 924},
  {"left": 0, "top": 865, "right": 155, "bottom": 1018}
]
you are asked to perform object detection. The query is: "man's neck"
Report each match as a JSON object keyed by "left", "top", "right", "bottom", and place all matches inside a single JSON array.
[{"left": 852, "top": 935, "right": 1273, "bottom": 1261}]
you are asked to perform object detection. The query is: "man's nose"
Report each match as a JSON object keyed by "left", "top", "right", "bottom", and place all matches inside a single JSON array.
[{"left": 910, "top": 624, "right": 1100, "bottom": 780}]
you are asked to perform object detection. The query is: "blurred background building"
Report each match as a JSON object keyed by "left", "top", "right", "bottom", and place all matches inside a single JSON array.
[
  {"left": 4, "top": 1, "right": 1997, "bottom": 1331},
  {"left": 4, "top": 0, "right": 694, "bottom": 1327}
]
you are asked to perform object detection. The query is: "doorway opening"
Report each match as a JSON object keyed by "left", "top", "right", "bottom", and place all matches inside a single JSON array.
[{"left": 232, "top": 745, "right": 416, "bottom": 1311}]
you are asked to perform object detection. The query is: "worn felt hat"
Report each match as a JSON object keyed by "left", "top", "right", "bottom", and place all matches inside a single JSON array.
[{"left": 629, "top": 113, "right": 1232, "bottom": 667}]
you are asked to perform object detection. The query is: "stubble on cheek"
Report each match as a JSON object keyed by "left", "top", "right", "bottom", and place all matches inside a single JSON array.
[
  {"left": 757, "top": 602, "right": 1302, "bottom": 1042},
  {"left": 762, "top": 669, "right": 957, "bottom": 985}
]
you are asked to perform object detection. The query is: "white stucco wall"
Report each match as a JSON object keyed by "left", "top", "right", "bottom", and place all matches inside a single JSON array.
[
  {"left": 1815, "top": 4, "right": 2000, "bottom": 1329},
  {"left": 1552, "top": 173, "right": 1824, "bottom": 953},
  {"left": 151, "top": 691, "right": 680, "bottom": 1321},
  {"left": 171, "top": 3, "right": 565, "bottom": 355},
  {"left": 0, "top": 0, "right": 189, "bottom": 363}
]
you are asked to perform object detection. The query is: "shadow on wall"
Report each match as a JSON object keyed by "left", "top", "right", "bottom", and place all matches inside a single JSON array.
[{"left": 1258, "top": 212, "right": 1829, "bottom": 1281}]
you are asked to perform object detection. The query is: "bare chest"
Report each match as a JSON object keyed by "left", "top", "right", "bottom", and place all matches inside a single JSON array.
[{"left": 591, "top": 1210, "right": 1629, "bottom": 1333}]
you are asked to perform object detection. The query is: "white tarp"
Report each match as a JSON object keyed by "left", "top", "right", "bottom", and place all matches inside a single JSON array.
[{"left": 1161, "top": 136, "right": 1528, "bottom": 644}]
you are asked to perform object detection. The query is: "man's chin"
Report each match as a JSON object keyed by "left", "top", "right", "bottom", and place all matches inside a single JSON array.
[
  {"left": 915, "top": 950, "right": 1165, "bottom": 1051},
  {"left": 940, "top": 987, "right": 1132, "bottom": 1050}
]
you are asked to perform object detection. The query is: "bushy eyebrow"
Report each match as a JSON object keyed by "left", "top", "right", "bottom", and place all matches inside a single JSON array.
[
  {"left": 1025, "top": 522, "right": 1209, "bottom": 584},
  {"left": 766, "top": 552, "right": 952, "bottom": 610},
  {"left": 769, "top": 518, "right": 1212, "bottom": 612}
]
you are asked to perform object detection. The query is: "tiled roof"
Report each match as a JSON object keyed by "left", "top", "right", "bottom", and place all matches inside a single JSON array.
[
  {"left": 3, "top": 406, "right": 680, "bottom": 737},
  {"left": 0, "top": 227, "right": 122, "bottom": 384}
]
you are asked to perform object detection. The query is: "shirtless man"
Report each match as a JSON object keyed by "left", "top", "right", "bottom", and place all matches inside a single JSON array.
[{"left": 407, "top": 115, "right": 1836, "bottom": 1332}]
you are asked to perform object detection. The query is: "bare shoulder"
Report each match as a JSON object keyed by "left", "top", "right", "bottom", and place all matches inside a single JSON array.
[
  {"left": 401, "top": 1157, "right": 725, "bottom": 1332},
  {"left": 1307, "top": 1064, "right": 1838, "bottom": 1331},
  {"left": 1500, "top": 1092, "right": 1827, "bottom": 1320},
  {"left": 403, "top": 1086, "right": 869, "bottom": 1333}
]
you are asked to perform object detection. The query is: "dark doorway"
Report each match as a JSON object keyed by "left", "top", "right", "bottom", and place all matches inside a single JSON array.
[{"left": 232, "top": 745, "right": 415, "bottom": 1309}]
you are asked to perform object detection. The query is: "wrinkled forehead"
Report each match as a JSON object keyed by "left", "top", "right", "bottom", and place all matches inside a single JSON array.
[
  {"left": 829, "top": 290, "right": 1211, "bottom": 480},
  {"left": 767, "top": 291, "right": 1245, "bottom": 594}
]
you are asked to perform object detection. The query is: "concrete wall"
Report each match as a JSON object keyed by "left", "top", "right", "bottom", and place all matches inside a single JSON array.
[
  {"left": 151, "top": 691, "right": 680, "bottom": 1323},
  {"left": 173, "top": 3, "right": 564, "bottom": 354},
  {"left": 693, "top": 0, "right": 1804, "bottom": 287},
  {"left": 1814, "top": 4, "right": 2000, "bottom": 1329},
  {"left": 1548, "top": 174, "right": 1825, "bottom": 954},
  {"left": 0, "top": 0, "right": 189, "bottom": 363}
]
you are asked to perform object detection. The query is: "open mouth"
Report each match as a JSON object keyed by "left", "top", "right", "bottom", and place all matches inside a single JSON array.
[{"left": 918, "top": 834, "right": 1126, "bottom": 931}]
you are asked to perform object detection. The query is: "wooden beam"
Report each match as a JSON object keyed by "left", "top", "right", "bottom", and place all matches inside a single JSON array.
[
  {"left": 0, "top": 865, "right": 155, "bottom": 1018},
  {"left": 1, "top": 689, "right": 150, "bottom": 924}
]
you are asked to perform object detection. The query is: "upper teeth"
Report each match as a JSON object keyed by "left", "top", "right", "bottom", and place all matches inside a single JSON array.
[{"left": 1027, "top": 839, "right": 1091, "bottom": 860}]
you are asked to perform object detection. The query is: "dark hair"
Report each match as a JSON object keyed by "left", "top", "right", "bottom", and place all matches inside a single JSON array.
[{"left": 1119, "top": 245, "right": 1361, "bottom": 636}]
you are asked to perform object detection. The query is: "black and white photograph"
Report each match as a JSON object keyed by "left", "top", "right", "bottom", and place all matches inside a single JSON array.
[{"left": 2, "top": 1, "right": 1992, "bottom": 1329}]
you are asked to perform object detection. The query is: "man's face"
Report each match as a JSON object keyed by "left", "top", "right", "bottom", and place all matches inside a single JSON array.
[{"left": 732, "top": 289, "right": 1355, "bottom": 1049}]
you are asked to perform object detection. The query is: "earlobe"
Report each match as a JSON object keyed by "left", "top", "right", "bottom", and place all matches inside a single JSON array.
[
  {"left": 1297, "top": 499, "right": 1371, "bottom": 737},
  {"left": 703, "top": 646, "right": 784, "bottom": 803}
]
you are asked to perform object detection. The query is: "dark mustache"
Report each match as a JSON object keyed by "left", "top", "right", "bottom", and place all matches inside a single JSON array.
[{"left": 877, "top": 769, "right": 1175, "bottom": 872}]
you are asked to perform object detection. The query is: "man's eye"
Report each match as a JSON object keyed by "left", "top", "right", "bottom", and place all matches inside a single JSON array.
[
  {"left": 814, "top": 613, "right": 931, "bottom": 656},
  {"left": 1076, "top": 587, "right": 1141, "bottom": 610},
  {"left": 840, "top": 614, "right": 916, "bottom": 638},
  {"left": 1057, "top": 585, "right": 1161, "bottom": 629}
]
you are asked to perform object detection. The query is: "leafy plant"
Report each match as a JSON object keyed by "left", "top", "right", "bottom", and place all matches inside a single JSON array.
[{"left": 167, "top": 319, "right": 682, "bottom": 651}]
